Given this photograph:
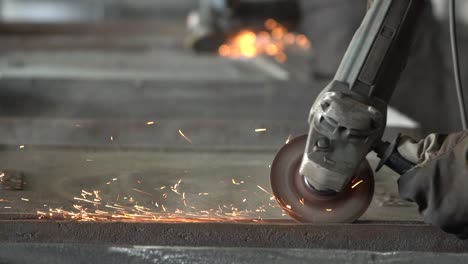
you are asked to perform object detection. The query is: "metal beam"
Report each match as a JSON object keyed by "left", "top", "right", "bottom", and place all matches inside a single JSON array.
[
  {"left": 1, "top": 220, "right": 467, "bottom": 253},
  {"left": 1, "top": 244, "right": 468, "bottom": 264}
]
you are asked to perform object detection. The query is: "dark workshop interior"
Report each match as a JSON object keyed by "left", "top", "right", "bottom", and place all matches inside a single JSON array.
[{"left": 0, "top": 0, "right": 468, "bottom": 263}]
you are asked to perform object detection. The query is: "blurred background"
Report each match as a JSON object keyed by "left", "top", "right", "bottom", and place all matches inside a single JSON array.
[{"left": 0, "top": 0, "right": 465, "bottom": 222}]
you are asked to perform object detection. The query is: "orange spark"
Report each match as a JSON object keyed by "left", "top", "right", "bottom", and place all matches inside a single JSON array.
[
  {"left": 265, "top": 44, "right": 279, "bottom": 56},
  {"left": 296, "top": 34, "right": 311, "bottom": 48},
  {"left": 299, "top": 198, "right": 305, "bottom": 206},
  {"left": 326, "top": 208, "right": 333, "bottom": 212},
  {"left": 178, "top": 129, "right": 192, "bottom": 144},
  {"left": 93, "top": 190, "right": 101, "bottom": 201},
  {"left": 265, "top": 19, "right": 278, "bottom": 30},
  {"left": 232, "top": 179, "right": 243, "bottom": 185},
  {"left": 351, "top": 180, "right": 364, "bottom": 189},
  {"left": 284, "top": 33, "right": 296, "bottom": 45},
  {"left": 218, "top": 19, "right": 310, "bottom": 62},
  {"left": 239, "top": 31, "right": 257, "bottom": 57},
  {"left": 256, "top": 185, "right": 271, "bottom": 195},
  {"left": 255, "top": 128, "right": 267, "bottom": 132},
  {"left": 147, "top": 121, "right": 155, "bottom": 125},
  {"left": 81, "top": 190, "right": 92, "bottom": 199},
  {"left": 218, "top": 44, "right": 231, "bottom": 57},
  {"left": 275, "top": 52, "right": 287, "bottom": 63},
  {"left": 272, "top": 27, "right": 285, "bottom": 39},
  {"left": 37, "top": 178, "right": 282, "bottom": 223}
]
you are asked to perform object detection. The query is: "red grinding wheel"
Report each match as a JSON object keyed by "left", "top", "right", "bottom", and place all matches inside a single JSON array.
[{"left": 270, "top": 135, "right": 374, "bottom": 223}]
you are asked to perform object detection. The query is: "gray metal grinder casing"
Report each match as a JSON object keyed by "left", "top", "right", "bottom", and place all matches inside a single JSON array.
[{"left": 299, "top": 0, "right": 423, "bottom": 192}]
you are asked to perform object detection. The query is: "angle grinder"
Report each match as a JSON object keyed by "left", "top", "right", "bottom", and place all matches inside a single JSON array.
[{"left": 271, "top": 0, "right": 424, "bottom": 223}]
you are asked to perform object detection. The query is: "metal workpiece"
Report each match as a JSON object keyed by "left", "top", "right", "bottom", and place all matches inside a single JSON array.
[
  {"left": 3, "top": 244, "right": 468, "bottom": 264},
  {"left": 1, "top": 220, "right": 468, "bottom": 253}
]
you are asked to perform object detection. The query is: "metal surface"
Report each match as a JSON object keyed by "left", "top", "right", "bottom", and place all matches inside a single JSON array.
[
  {"left": 1, "top": 220, "right": 468, "bottom": 253},
  {"left": 0, "top": 146, "right": 420, "bottom": 222},
  {"left": 0, "top": 170, "right": 24, "bottom": 190},
  {"left": 271, "top": 135, "right": 374, "bottom": 223},
  {"left": 2, "top": 244, "right": 468, "bottom": 264},
  {"left": 0, "top": 79, "right": 420, "bottom": 151}
]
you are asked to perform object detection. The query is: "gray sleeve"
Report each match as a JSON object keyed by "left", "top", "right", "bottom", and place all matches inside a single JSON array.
[{"left": 398, "top": 131, "right": 468, "bottom": 238}]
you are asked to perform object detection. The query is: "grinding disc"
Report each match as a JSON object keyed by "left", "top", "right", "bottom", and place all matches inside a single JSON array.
[{"left": 270, "top": 135, "right": 374, "bottom": 223}]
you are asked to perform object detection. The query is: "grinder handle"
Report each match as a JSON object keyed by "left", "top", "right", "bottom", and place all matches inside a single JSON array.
[
  {"left": 335, "top": 0, "right": 425, "bottom": 103},
  {"left": 374, "top": 135, "right": 416, "bottom": 175}
]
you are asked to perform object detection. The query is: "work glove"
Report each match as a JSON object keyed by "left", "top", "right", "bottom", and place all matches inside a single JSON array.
[{"left": 397, "top": 130, "right": 468, "bottom": 239}]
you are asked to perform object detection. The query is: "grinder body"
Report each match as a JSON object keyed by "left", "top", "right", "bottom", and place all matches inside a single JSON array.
[
  {"left": 301, "top": 0, "right": 424, "bottom": 193},
  {"left": 271, "top": 0, "right": 425, "bottom": 223}
]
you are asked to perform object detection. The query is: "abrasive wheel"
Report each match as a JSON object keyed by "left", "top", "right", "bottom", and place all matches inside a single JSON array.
[{"left": 270, "top": 135, "right": 374, "bottom": 223}]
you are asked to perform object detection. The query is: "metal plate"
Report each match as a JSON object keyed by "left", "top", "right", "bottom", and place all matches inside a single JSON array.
[{"left": 270, "top": 135, "right": 374, "bottom": 223}]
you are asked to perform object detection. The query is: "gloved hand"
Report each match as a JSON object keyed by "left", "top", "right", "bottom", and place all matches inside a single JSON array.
[{"left": 396, "top": 130, "right": 468, "bottom": 238}]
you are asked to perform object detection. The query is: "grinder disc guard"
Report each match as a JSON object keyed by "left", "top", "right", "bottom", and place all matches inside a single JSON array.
[{"left": 270, "top": 135, "right": 374, "bottom": 223}]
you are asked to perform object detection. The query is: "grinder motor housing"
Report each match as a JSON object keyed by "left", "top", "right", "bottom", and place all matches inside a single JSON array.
[{"left": 300, "top": 0, "right": 425, "bottom": 193}]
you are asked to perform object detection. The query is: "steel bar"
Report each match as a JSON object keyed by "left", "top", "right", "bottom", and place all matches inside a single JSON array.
[
  {"left": 1, "top": 220, "right": 467, "bottom": 253},
  {"left": 2, "top": 244, "right": 468, "bottom": 264}
]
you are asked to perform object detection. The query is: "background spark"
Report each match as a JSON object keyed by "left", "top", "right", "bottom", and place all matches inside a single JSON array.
[{"left": 178, "top": 129, "right": 192, "bottom": 143}]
